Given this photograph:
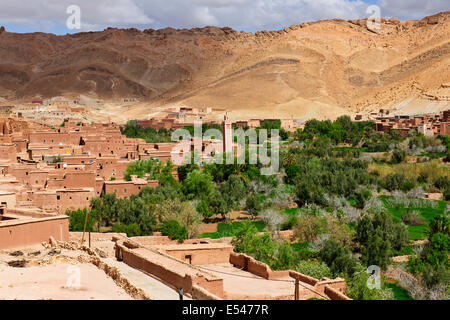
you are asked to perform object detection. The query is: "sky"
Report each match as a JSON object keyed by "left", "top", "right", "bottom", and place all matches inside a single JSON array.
[{"left": 0, "top": 0, "right": 449, "bottom": 35}]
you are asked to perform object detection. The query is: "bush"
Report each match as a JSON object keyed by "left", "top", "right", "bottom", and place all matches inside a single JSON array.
[
  {"left": 428, "top": 215, "right": 450, "bottom": 238},
  {"left": 294, "top": 260, "right": 332, "bottom": 279},
  {"left": 318, "top": 239, "right": 360, "bottom": 277},
  {"left": 347, "top": 272, "right": 394, "bottom": 300},
  {"left": 392, "top": 149, "right": 407, "bottom": 164},
  {"left": 68, "top": 208, "right": 97, "bottom": 232},
  {"left": 280, "top": 214, "right": 299, "bottom": 230},
  {"left": 161, "top": 220, "right": 188, "bottom": 242},
  {"left": 444, "top": 187, "right": 450, "bottom": 201},
  {"left": 434, "top": 176, "right": 450, "bottom": 191},
  {"left": 384, "top": 173, "right": 406, "bottom": 191},
  {"left": 112, "top": 223, "right": 141, "bottom": 237},
  {"left": 402, "top": 211, "right": 426, "bottom": 226},
  {"left": 355, "top": 189, "right": 372, "bottom": 209},
  {"left": 293, "top": 215, "right": 322, "bottom": 242}
]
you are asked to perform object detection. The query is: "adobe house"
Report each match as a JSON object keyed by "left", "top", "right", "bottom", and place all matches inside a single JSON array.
[
  {"left": 155, "top": 242, "right": 234, "bottom": 265},
  {"left": 0, "top": 143, "right": 17, "bottom": 162},
  {"left": 56, "top": 189, "right": 95, "bottom": 213},
  {"left": 0, "top": 207, "right": 69, "bottom": 250},
  {"left": 0, "top": 191, "right": 16, "bottom": 208},
  {"left": 104, "top": 176, "right": 159, "bottom": 199}
]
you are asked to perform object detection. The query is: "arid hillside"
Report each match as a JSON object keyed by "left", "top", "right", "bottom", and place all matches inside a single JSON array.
[{"left": 0, "top": 11, "right": 449, "bottom": 120}]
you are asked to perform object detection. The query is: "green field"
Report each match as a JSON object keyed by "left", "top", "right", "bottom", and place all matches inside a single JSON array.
[
  {"left": 380, "top": 196, "right": 448, "bottom": 240},
  {"left": 200, "top": 220, "right": 266, "bottom": 239},
  {"left": 384, "top": 281, "right": 413, "bottom": 300},
  {"left": 332, "top": 147, "right": 368, "bottom": 152}
]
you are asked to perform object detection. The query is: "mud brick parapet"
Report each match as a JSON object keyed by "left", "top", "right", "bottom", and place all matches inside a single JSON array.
[
  {"left": 114, "top": 241, "right": 224, "bottom": 298},
  {"left": 192, "top": 285, "right": 222, "bottom": 300},
  {"left": 231, "top": 252, "right": 350, "bottom": 300}
]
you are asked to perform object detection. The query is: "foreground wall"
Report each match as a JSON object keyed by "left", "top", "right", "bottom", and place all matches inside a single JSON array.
[
  {"left": 0, "top": 215, "right": 69, "bottom": 250},
  {"left": 114, "top": 240, "right": 224, "bottom": 298},
  {"left": 230, "top": 252, "right": 350, "bottom": 300}
]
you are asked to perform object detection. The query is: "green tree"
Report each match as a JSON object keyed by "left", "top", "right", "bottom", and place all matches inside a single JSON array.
[
  {"left": 319, "top": 239, "right": 360, "bottom": 277},
  {"left": 161, "top": 220, "right": 188, "bottom": 242},
  {"left": 181, "top": 170, "right": 213, "bottom": 200},
  {"left": 157, "top": 198, "right": 202, "bottom": 239},
  {"left": 244, "top": 193, "right": 266, "bottom": 219}
]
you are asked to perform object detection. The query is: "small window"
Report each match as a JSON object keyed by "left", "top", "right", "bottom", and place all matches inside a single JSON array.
[{"left": 57, "top": 196, "right": 60, "bottom": 200}]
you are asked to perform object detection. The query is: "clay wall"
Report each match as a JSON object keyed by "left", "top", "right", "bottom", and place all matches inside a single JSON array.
[
  {"left": 116, "top": 244, "right": 224, "bottom": 298},
  {"left": 0, "top": 215, "right": 69, "bottom": 250},
  {"left": 0, "top": 144, "right": 17, "bottom": 162},
  {"left": 64, "top": 172, "right": 96, "bottom": 189},
  {"left": 161, "top": 246, "right": 233, "bottom": 265},
  {"left": 56, "top": 189, "right": 94, "bottom": 213}
]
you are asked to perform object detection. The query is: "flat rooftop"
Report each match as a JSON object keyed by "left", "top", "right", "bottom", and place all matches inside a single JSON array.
[{"left": 200, "top": 263, "right": 296, "bottom": 300}]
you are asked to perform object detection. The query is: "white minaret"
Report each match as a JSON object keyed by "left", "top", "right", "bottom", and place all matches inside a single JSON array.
[{"left": 222, "top": 115, "right": 233, "bottom": 153}]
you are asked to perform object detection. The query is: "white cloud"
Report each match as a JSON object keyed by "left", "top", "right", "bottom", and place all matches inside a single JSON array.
[
  {"left": 0, "top": 0, "right": 448, "bottom": 33},
  {"left": 379, "top": 0, "right": 450, "bottom": 20}
]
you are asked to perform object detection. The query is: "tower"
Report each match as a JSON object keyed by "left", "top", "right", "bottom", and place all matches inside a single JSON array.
[{"left": 222, "top": 115, "right": 233, "bottom": 153}]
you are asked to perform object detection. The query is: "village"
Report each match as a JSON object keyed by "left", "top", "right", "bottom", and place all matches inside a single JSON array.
[
  {"left": 0, "top": 100, "right": 350, "bottom": 301},
  {"left": 1, "top": 95, "right": 450, "bottom": 301}
]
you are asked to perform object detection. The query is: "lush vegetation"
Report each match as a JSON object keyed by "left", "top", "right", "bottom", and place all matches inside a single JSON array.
[
  {"left": 66, "top": 116, "right": 450, "bottom": 300},
  {"left": 121, "top": 121, "right": 172, "bottom": 143}
]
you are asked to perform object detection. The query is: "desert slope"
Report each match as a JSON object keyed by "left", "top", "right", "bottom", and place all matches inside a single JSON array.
[{"left": 0, "top": 12, "right": 449, "bottom": 119}]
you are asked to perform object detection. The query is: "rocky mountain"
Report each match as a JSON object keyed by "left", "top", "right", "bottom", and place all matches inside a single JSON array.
[{"left": 0, "top": 11, "right": 449, "bottom": 119}]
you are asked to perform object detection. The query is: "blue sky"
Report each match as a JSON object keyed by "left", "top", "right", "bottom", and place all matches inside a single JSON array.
[{"left": 1, "top": 0, "right": 449, "bottom": 35}]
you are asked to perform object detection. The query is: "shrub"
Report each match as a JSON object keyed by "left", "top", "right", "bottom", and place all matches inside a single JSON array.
[
  {"left": 293, "top": 215, "right": 322, "bottom": 242},
  {"left": 384, "top": 173, "right": 406, "bottom": 191},
  {"left": 427, "top": 215, "right": 450, "bottom": 238},
  {"left": 294, "top": 260, "right": 332, "bottom": 279},
  {"left": 161, "top": 220, "right": 188, "bottom": 242},
  {"left": 318, "top": 239, "right": 360, "bottom": 277},
  {"left": 347, "top": 272, "right": 394, "bottom": 300},
  {"left": 392, "top": 149, "right": 407, "bottom": 164},
  {"left": 112, "top": 223, "right": 141, "bottom": 237},
  {"left": 280, "top": 214, "right": 299, "bottom": 230},
  {"left": 444, "top": 187, "right": 450, "bottom": 201},
  {"left": 355, "top": 189, "right": 372, "bottom": 209},
  {"left": 434, "top": 176, "right": 450, "bottom": 191},
  {"left": 402, "top": 211, "right": 426, "bottom": 226},
  {"left": 68, "top": 208, "right": 97, "bottom": 232}
]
